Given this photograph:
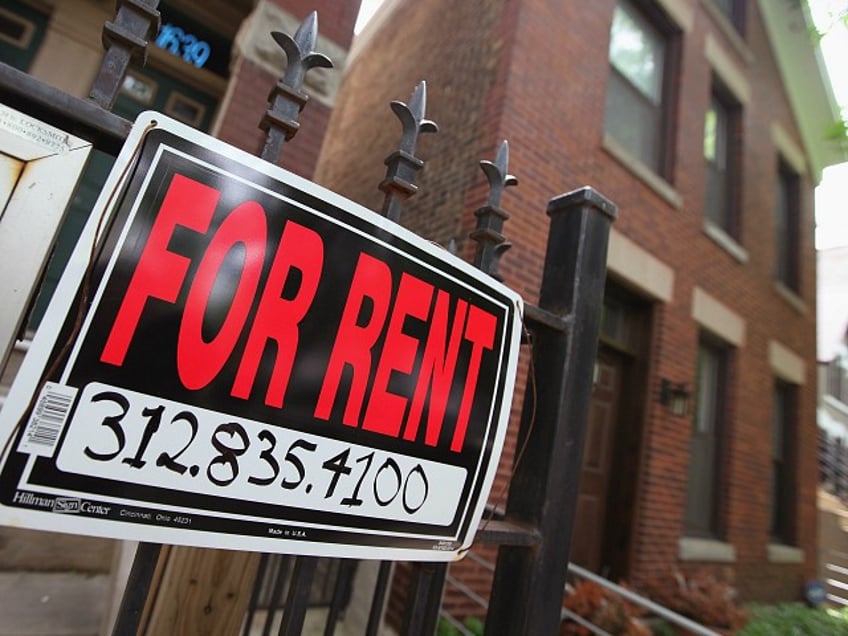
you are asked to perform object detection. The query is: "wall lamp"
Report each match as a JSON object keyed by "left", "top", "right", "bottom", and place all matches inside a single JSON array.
[{"left": 660, "top": 379, "right": 691, "bottom": 417}]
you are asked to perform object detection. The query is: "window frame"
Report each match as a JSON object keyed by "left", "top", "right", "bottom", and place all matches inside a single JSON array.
[
  {"left": 770, "top": 380, "right": 797, "bottom": 544},
  {"left": 684, "top": 336, "right": 730, "bottom": 538},
  {"left": 703, "top": 80, "right": 742, "bottom": 238},
  {"left": 604, "top": 0, "right": 680, "bottom": 179},
  {"left": 709, "top": 0, "right": 746, "bottom": 35},
  {"left": 775, "top": 158, "right": 801, "bottom": 292}
]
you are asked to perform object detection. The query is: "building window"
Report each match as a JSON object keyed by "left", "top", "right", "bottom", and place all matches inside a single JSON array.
[
  {"left": 704, "top": 84, "right": 741, "bottom": 236},
  {"left": 604, "top": 0, "right": 675, "bottom": 176},
  {"left": 685, "top": 339, "right": 728, "bottom": 537},
  {"left": 771, "top": 380, "right": 796, "bottom": 543},
  {"left": 0, "top": 0, "right": 49, "bottom": 72},
  {"left": 710, "top": 0, "right": 746, "bottom": 34},
  {"left": 0, "top": 7, "right": 35, "bottom": 48},
  {"left": 121, "top": 72, "right": 158, "bottom": 105},
  {"left": 775, "top": 159, "right": 801, "bottom": 291}
]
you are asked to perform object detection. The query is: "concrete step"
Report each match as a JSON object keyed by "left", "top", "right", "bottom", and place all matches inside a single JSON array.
[
  {"left": 0, "top": 527, "right": 114, "bottom": 573},
  {"left": 0, "top": 571, "right": 110, "bottom": 636}
]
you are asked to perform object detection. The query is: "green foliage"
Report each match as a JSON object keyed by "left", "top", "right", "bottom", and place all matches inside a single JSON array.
[
  {"left": 437, "top": 617, "right": 462, "bottom": 636},
  {"left": 739, "top": 604, "right": 848, "bottom": 635},
  {"left": 436, "top": 615, "right": 485, "bottom": 636},
  {"left": 827, "top": 118, "right": 848, "bottom": 142},
  {"left": 463, "top": 616, "right": 485, "bottom": 635},
  {"left": 649, "top": 622, "right": 676, "bottom": 636}
]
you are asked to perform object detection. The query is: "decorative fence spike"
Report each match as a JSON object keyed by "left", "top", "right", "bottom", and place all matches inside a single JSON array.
[
  {"left": 379, "top": 81, "right": 438, "bottom": 222},
  {"left": 260, "top": 11, "right": 333, "bottom": 164},
  {"left": 89, "top": 0, "right": 161, "bottom": 110},
  {"left": 471, "top": 140, "right": 517, "bottom": 281}
]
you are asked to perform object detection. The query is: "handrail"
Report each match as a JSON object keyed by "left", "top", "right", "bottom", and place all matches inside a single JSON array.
[
  {"left": 442, "top": 551, "right": 722, "bottom": 636},
  {"left": 560, "top": 608, "right": 611, "bottom": 636},
  {"left": 566, "top": 563, "right": 721, "bottom": 636}
]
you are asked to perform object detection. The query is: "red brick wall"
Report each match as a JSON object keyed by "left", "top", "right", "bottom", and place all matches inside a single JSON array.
[
  {"left": 274, "top": 0, "right": 362, "bottom": 49},
  {"left": 316, "top": 0, "right": 819, "bottom": 607}
]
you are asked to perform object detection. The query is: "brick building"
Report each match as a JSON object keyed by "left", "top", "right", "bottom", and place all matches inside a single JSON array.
[{"left": 313, "top": 0, "right": 846, "bottom": 606}]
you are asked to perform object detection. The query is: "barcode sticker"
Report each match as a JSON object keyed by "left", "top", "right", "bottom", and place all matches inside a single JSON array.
[{"left": 17, "top": 382, "right": 78, "bottom": 457}]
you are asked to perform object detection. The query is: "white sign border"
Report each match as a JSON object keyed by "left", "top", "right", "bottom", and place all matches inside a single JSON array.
[{"left": 0, "top": 112, "right": 523, "bottom": 561}]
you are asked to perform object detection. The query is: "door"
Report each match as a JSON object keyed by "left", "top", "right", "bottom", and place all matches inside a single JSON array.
[
  {"left": 28, "top": 64, "right": 220, "bottom": 326},
  {"left": 570, "top": 347, "right": 624, "bottom": 573}
]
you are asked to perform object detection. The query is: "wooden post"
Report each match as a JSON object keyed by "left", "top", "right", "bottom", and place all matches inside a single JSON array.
[{"left": 139, "top": 547, "right": 259, "bottom": 635}]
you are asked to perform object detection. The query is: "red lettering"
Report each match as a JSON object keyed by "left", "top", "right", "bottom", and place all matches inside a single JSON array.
[
  {"left": 403, "top": 293, "right": 467, "bottom": 448},
  {"left": 176, "top": 201, "right": 267, "bottom": 389},
  {"left": 231, "top": 221, "right": 323, "bottom": 408},
  {"left": 361, "top": 273, "right": 434, "bottom": 437},
  {"left": 314, "top": 253, "right": 391, "bottom": 426},
  {"left": 451, "top": 306, "right": 497, "bottom": 452},
  {"left": 100, "top": 174, "right": 219, "bottom": 366}
]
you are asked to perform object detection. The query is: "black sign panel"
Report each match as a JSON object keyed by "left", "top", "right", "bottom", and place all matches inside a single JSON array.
[{"left": 0, "top": 113, "right": 521, "bottom": 559}]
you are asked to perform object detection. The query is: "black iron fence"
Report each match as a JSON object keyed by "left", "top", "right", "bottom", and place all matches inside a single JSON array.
[{"left": 0, "top": 2, "right": 616, "bottom": 634}]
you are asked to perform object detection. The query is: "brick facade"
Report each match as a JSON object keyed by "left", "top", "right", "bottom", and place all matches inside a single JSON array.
[{"left": 317, "top": 0, "right": 828, "bottom": 604}]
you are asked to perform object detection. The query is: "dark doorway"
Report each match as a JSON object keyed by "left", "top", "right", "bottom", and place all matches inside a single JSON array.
[{"left": 570, "top": 282, "right": 652, "bottom": 580}]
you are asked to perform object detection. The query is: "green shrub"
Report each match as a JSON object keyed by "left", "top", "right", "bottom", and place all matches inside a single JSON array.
[
  {"left": 436, "top": 615, "right": 485, "bottom": 636},
  {"left": 739, "top": 604, "right": 848, "bottom": 635},
  {"left": 463, "top": 616, "right": 485, "bottom": 635},
  {"left": 437, "top": 617, "right": 462, "bottom": 636}
]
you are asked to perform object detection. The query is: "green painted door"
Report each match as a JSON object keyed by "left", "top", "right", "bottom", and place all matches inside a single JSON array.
[{"left": 29, "top": 64, "right": 220, "bottom": 326}]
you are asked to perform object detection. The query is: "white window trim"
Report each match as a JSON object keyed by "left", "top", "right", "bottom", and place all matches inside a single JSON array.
[
  {"left": 692, "top": 286, "right": 746, "bottom": 347},
  {"left": 705, "top": 34, "right": 751, "bottom": 105},
  {"left": 768, "top": 339, "right": 806, "bottom": 385},
  {"left": 658, "top": 0, "right": 695, "bottom": 32},
  {"left": 607, "top": 229, "right": 675, "bottom": 303},
  {"left": 774, "top": 282, "right": 807, "bottom": 314},
  {"left": 679, "top": 537, "right": 737, "bottom": 562},
  {"left": 703, "top": 220, "right": 749, "bottom": 263},
  {"left": 767, "top": 543, "right": 804, "bottom": 564},
  {"left": 602, "top": 134, "right": 684, "bottom": 208},
  {"left": 771, "top": 122, "right": 808, "bottom": 176}
]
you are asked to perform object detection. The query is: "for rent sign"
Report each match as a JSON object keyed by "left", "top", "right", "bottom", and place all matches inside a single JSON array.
[{"left": 0, "top": 113, "right": 522, "bottom": 560}]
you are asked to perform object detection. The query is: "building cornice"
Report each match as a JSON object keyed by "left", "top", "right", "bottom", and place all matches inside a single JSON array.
[{"left": 757, "top": 0, "right": 847, "bottom": 184}]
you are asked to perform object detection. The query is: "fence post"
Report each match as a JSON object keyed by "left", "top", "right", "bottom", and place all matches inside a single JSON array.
[
  {"left": 485, "top": 187, "right": 616, "bottom": 635},
  {"left": 89, "top": 0, "right": 161, "bottom": 110}
]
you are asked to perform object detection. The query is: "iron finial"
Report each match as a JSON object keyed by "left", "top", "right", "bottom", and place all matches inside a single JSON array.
[
  {"left": 260, "top": 11, "right": 334, "bottom": 164},
  {"left": 273, "top": 11, "right": 333, "bottom": 89},
  {"left": 480, "top": 140, "right": 519, "bottom": 209},
  {"left": 471, "top": 140, "right": 517, "bottom": 281},
  {"left": 379, "top": 81, "right": 439, "bottom": 223},
  {"left": 391, "top": 81, "right": 438, "bottom": 156}
]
